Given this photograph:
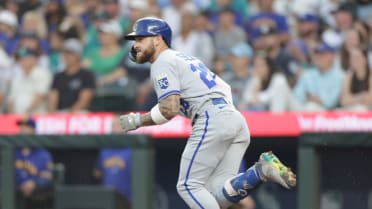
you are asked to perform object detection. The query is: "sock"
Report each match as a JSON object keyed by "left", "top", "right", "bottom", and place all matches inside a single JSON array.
[{"left": 222, "top": 166, "right": 262, "bottom": 203}]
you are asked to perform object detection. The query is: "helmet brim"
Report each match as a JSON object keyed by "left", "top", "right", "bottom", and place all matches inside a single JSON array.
[
  {"left": 125, "top": 32, "right": 157, "bottom": 40},
  {"left": 124, "top": 32, "right": 137, "bottom": 40}
]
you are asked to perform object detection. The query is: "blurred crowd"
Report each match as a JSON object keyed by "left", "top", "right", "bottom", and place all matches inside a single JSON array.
[{"left": 0, "top": 0, "right": 372, "bottom": 115}]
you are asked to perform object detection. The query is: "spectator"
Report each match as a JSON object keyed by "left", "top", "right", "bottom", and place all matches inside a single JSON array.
[
  {"left": 207, "top": 0, "right": 249, "bottom": 26},
  {"left": 18, "top": 32, "right": 49, "bottom": 69},
  {"left": 340, "top": 48, "right": 372, "bottom": 111},
  {"left": 356, "top": 0, "right": 372, "bottom": 23},
  {"left": 7, "top": 47, "right": 51, "bottom": 114},
  {"left": 59, "top": 14, "right": 86, "bottom": 42},
  {"left": 48, "top": 30, "right": 65, "bottom": 74},
  {"left": 339, "top": 28, "right": 364, "bottom": 71},
  {"left": 286, "top": 14, "right": 320, "bottom": 72},
  {"left": 0, "top": 42, "right": 14, "bottom": 113},
  {"left": 339, "top": 23, "right": 372, "bottom": 70},
  {"left": 239, "top": 54, "right": 293, "bottom": 112},
  {"left": 44, "top": 0, "right": 67, "bottom": 32},
  {"left": 20, "top": 11, "right": 50, "bottom": 53},
  {"left": 127, "top": 0, "right": 150, "bottom": 27},
  {"left": 102, "top": 0, "right": 130, "bottom": 31},
  {"left": 18, "top": 0, "right": 42, "bottom": 19},
  {"left": 64, "top": 0, "right": 86, "bottom": 21},
  {"left": 245, "top": 0, "right": 289, "bottom": 45},
  {"left": 15, "top": 116, "right": 54, "bottom": 209},
  {"left": 293, "top": 43, "right": 344, "bottom": 111},
  {"left": 196, "top": 10, "right": 215, "bottom": 37},
  {"left": 173, "top": 4, "right": 215, "bottom": 68},
  {"left": 94, "top": 115, "right": 132, "bottom": 201},
  {"left": 48, "top": 39, "right": 95, "bottom": 113},
  {"left": 84, "top": 0, "right": 102, "bottom": 27},
  {"left": 322, "top": 2, "right": 356, "bottom": 50},
  {"left": 353, "top": 19, "right": 371, "bottom": 47},
  {"left": 252, "top": 24, "right": 296, "bottom": 85},
  {"left": 21, "top": 11, "right": 48, "bottom": 40},
  {"left": 147, "top": 0, "right": 163, "bottom": 17},
  {"left": 94, "top": 148, "right": 132, "bottom": 201},
  {"left": 3, "top": 0, "right": 19, "bottom": 15},
  {"left": 83, "top": 9, "right": 110, "bottom": 56},
  {"left": 162, "top": 0, "right": 188, "bottom": 38},
  {"left": 221, "top": 42, "right": 253, "bottom": 106},
  {"left": 0, "top": 10, "right": 19, "bottom": 56},
  {"left": 83, "top": 20, "right": 126, "bottom": 88},
  {"left": 214, "top": 7, "right": 246, "bottom": 61},
  {"left": 289, "top": 0, "right": 336, "bottom": 25}
]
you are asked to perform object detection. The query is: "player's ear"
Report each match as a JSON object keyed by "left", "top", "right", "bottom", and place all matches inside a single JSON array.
[{"left": 154, "top": 35, "right": 164, "bottom": 47}]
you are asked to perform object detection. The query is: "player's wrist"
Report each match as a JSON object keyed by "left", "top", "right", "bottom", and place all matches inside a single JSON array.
[{"left": 150, "top": 104, "right": 169, "bottom": 125}]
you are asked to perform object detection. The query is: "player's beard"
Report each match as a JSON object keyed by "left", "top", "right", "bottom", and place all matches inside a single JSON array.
[{"left": 136, "top": 41, "right": 156, "bottom": 63}]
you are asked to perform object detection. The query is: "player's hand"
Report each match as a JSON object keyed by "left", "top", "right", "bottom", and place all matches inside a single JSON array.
[{"left": 119, "top": 112, "right": 142, "bottom": 133}]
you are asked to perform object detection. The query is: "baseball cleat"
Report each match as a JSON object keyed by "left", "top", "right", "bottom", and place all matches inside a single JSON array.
[{"left": 256, "top": 151, "right": 296, "bottom": 189}]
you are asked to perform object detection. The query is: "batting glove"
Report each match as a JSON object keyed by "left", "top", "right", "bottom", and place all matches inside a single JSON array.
[{"left": 119, "top": 112, "right": 142, "bottom": 133}]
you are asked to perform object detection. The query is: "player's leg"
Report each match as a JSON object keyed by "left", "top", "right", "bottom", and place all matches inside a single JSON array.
[
  {"left": 204, "top": 111, "right": 251, "bottom": 208},
  {"left": 176, "top": 110, "right": 244, "bottom": 209},
  {"left": 202, "top": 111, "right": 296, "bottom": 205},
  {"left": 222, "top": 151, "right": 297, "bottom": 204},
  {"left": 205, "top": 141, "right": 250, "bottom": 208}
]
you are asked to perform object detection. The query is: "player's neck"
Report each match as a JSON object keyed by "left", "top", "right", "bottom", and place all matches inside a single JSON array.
[{"left": 150, "top": 45, "right": 169, "bottom": 63}]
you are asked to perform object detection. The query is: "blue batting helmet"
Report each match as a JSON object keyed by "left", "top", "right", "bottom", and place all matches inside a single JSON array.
[{"left": 125, "top": 17, "right": 172, "bottom": 47}]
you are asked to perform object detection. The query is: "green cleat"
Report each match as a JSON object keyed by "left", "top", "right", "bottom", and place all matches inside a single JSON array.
[{"left": 256, "top": 151, "right": 297, "bottom": 189}]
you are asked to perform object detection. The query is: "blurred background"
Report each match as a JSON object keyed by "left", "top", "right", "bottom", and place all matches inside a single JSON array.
[{"left": 0, "top": 0, "right": 372, "bottom": 208}]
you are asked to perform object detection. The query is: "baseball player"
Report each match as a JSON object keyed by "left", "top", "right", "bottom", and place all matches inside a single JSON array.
[{"left": 119, "top": 17, "right": 296, "bottom": 209}]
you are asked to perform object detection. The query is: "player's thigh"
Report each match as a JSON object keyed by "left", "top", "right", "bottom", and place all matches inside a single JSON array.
[
  {"left": 206, "top": 114, "right": 250, "bottom": 188},
  {"left": 183, "top": 110, "right": 243, "bottom": 166},
  {"left": 178, "top": 112, "right": 238, "bottom": 185},
  {"left": 206, "top": 140, "right": 249, "bottom": 193}
]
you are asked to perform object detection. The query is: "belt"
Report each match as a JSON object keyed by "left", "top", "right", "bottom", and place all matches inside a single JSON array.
[
  {"left": 191, "top": 98, "right": 227, "bottom": 126},
  {"left": 211, "top": 98, "right": 227, "bottom": 105}
]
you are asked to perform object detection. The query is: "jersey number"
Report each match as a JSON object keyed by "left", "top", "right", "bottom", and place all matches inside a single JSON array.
[{"left": 190, "top": 63, "right": 216, "bottom": 89}]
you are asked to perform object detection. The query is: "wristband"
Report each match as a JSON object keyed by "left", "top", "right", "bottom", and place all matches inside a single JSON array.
[{"left": 150, "top": 104, "right": 169, "bottom": 124}]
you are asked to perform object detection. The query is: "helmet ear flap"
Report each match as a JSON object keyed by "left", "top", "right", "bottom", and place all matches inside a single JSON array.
[{"left": 129, "top": 45, "right": 138, "bottom": 62}]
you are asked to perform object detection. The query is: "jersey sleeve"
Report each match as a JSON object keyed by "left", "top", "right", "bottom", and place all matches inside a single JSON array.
[{"left": 151, "top": 60, "right": 181, "bottom": 101}]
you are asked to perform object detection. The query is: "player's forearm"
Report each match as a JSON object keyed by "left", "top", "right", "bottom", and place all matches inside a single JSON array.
[
  {"left": 139, "top": 98, "right": 180, "bottom": 127},
  {"left": 158, "top": 94, "right": 180, "bottom": 119},
  {"left": 140, "top": 112, "right": 156, "bottom": 126},
  {"left": 141, "top": 95, "right": 180, "bottom": 126}
]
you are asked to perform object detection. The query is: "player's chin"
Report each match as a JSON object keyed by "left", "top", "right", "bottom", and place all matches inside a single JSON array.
[
  {"left": 136, "top": 54, "right": 149, "bottom": 64},
  {"left": 136, "top": 57, "right": 147, "bottom": 64}
]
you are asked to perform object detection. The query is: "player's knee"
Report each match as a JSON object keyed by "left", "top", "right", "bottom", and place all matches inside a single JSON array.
[
  {"left": 176, "top": 182, "right": 188, "bottom": 198},
  {"left": 176, "top": 180, "right": 203, "bottom": 197}
]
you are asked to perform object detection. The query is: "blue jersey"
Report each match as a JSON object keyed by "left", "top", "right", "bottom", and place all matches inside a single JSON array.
[
  {"left": 95, "top": 149, "right": 132, "bottom": 200},
  {"left": 15, "top": 148, "right": 53, "bottom": 187},
  {"left": 246, "top": 12, "right": 289, "bottom": 42}
]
